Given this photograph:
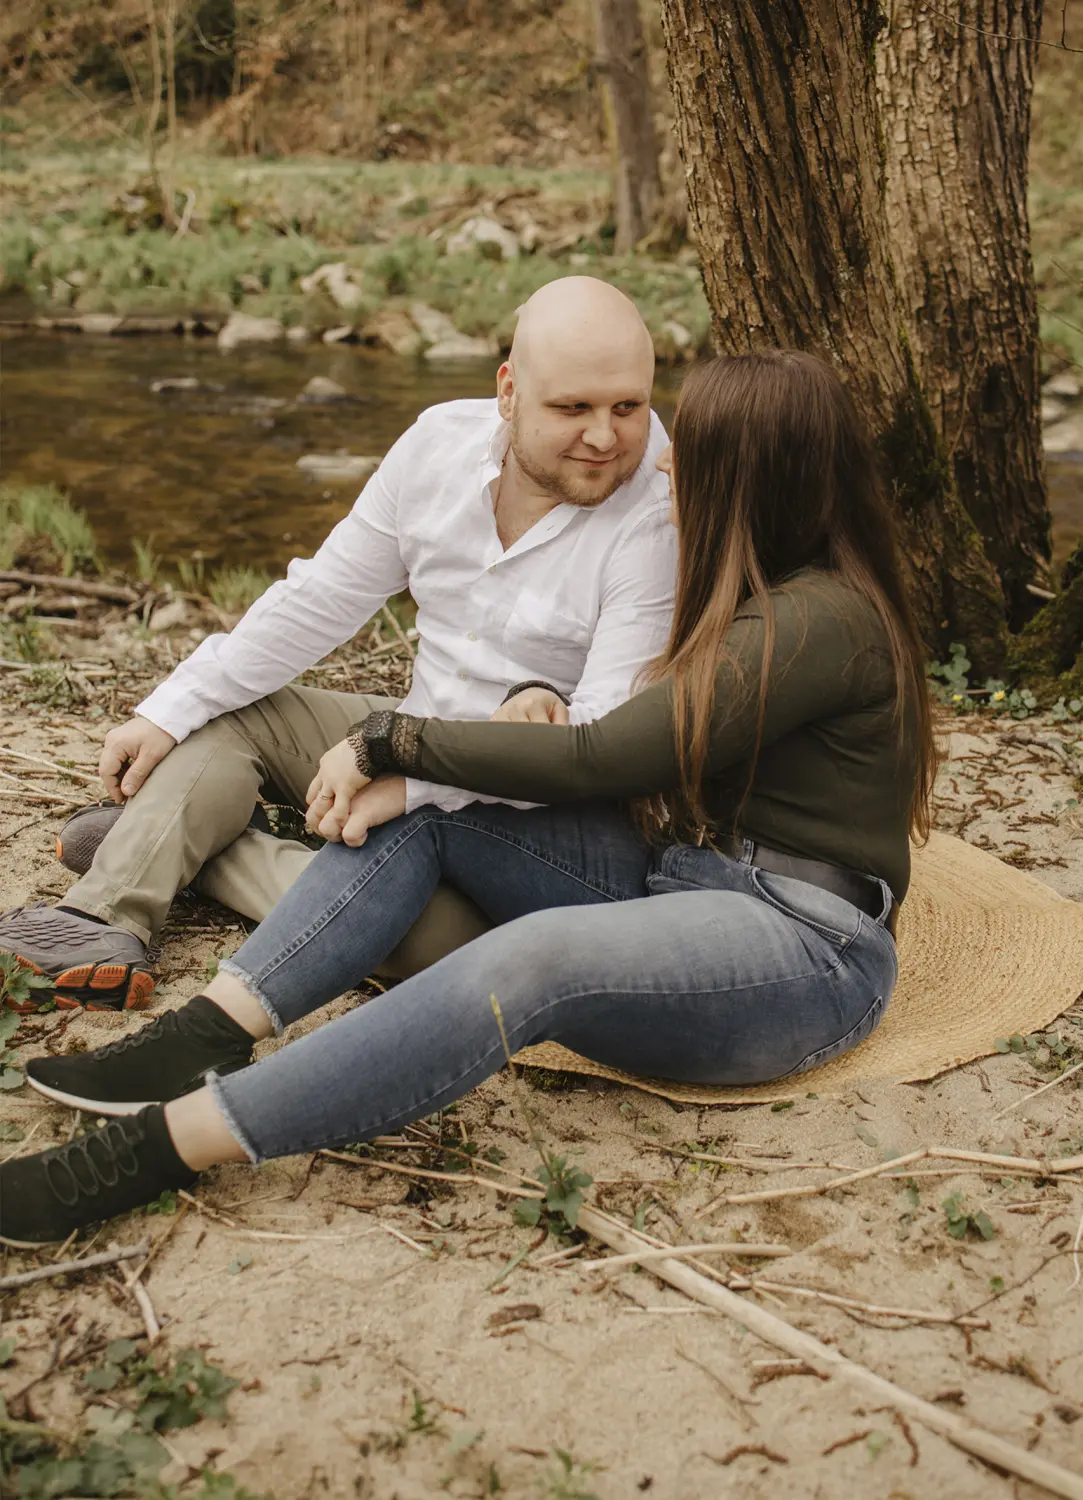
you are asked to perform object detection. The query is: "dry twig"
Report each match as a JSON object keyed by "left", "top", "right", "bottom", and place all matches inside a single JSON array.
[{"left": 0, "top": 1241, "right": 149, "bottom": 1291}]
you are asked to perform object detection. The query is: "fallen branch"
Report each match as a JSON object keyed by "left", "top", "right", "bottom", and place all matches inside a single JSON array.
[
  {"left": 0, "top": 571, "right": 139, "bottom": 605},
  {"left": 705, "top": 1145, "right": 1083, "bottom": 1211},
  {"left": 577, "top": 1206, "right": 1083, "bottom": 1500},
  {"left": 581, "top": 1242, "right": 792, "bottom": 1271},
  {"left": 0, "top": 1241, "right": 149, "bottom": 1291}
]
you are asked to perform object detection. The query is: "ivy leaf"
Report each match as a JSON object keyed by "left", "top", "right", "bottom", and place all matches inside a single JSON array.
[
  {"left": 0, "top": 1066, "right": 25, "bottom": 1091},
  {"left": 993, "top": 1037, "right": 1011, "bottom": 1054},
  {"left": 85, "top": 1365, "right": 122, "bottom": 1392},
  {"left": 972, "top": 1210, "right": 997, "bottom": 1241},
  {"left": 513, "top": 1198, "right": 542, "bottom": 1228}
]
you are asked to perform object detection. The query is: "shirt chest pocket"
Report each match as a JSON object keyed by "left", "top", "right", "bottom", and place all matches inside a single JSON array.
[{"left": 504, "top": 585, "right": 594, "bottom": 681}]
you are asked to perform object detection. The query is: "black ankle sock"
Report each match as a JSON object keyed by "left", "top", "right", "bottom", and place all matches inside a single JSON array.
[
  {"left": 57, "top": 906, "right": 111, "bottom": 926},
  {"left": 184, "top": 994, "right": 259, "bottom": 1049}
]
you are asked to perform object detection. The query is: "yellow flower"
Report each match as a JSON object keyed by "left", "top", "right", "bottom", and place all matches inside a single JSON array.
[
  {"left": 992, "top": 690, "right": 1006, "bottom": 702},
  {"left": 952, "top": 693, "right": 963, "bottom": 703}
]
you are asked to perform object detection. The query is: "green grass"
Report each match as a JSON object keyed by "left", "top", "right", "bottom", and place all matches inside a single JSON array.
[
  {"left": 208, "top": 565, "right": 275, "bottom": 617},
  {"left": 0, "top": 482, "right": 100, "bottom": 574}
]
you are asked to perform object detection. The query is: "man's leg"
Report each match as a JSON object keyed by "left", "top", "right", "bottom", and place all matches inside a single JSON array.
[
  {"left": 1, "top": 682, "right": 492, "bottom": 1008},
  {"left": 67, "top": 684, "right": 384, "bottom": 945}
]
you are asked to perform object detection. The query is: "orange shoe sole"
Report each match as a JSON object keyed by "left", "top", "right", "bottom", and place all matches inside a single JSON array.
[{"left": 3, "top": 958, "right": 155, "bottom": 1014}]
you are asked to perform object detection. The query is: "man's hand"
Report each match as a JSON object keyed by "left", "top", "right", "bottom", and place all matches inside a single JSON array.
[
  {"left": 491, "top": 688, "right": 569, "bottom": 725},
  {"left": 306, "top": 738, "right": 371, "bottom": 841},
  {"left": 340, "top": 776, "right": 408, "bottom": 847},
  {"left": 99, "top": 717, "right": 178, "bottom": 802}
]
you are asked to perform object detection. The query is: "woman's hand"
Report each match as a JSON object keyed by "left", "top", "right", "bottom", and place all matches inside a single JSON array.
[
  {"left": 341, "top": 777, "right": 408, "bottom": 847},
  {"left": 305, "top": 738, "right": 371, "bottom": 840},
  {"left": 491, "top": 688, "right": 569, "bottom": 725}
]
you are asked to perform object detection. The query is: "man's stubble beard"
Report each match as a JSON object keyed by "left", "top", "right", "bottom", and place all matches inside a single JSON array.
[{"left": 508, "top": 421, "right": 639, "bottom": 509}]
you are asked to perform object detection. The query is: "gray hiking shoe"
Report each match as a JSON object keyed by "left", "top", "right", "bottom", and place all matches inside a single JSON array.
[
  {"left": 0, "top": 904, "right": 154, "bottom": 1014},
  {"left": 56, "top": 799, "right": 272, "bottom": 876},
  {"left": 55, "top": 800, "right": 124, "bottom": 876}
]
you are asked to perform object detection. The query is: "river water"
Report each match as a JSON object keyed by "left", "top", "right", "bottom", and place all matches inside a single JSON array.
[{"left": 1, "top": 332, "right": 1078, "bottom": 575}]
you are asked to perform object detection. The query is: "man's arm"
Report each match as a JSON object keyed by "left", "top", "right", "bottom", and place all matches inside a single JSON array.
[
  {"left": 135, "top": 457, "right": 410, "bottom": 745},
  {"left": 564, "top": 504, "right": 676, "bottom": 724}
]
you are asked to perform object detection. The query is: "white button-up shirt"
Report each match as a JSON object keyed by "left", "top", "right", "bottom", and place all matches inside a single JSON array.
[{"left": 138, "top": 398, "right": 676, "bottom": 812}]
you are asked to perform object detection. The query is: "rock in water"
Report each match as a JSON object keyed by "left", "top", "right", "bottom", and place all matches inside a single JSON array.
[
  {"left": 151, "top": 376, "right": 202, "bottom": 393},
  {"left": 299, "top": 376, "right": 350, "bottom": 403},
  {"left": 1043, "top": 370, "right": 1081, "bottom": 401},
  {"left": 218, "top": 313, "right": 284, "bottom": 352},
  {"left": 361, "top": 308, "right": 424, "bottom": 357},
  {"left": 296, "top": 452, "right": 382, "bottom": 483}
]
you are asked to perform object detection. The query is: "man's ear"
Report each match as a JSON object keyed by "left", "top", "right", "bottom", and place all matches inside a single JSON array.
[{"left": 496, "top": 361, "right": 515, "bottom": 421}]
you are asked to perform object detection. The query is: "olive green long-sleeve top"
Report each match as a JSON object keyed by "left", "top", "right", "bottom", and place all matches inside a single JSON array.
[{"left": 388, "top": 570, "right": 918, "bottom": 901}]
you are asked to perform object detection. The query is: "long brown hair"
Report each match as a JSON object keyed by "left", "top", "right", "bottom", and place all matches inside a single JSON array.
[{"left": 646, "top": 350, "right": 937, "bottom": 841}]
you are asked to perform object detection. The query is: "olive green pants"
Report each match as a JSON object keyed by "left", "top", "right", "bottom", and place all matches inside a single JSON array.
[{"left": 67, "top": 685, "right": 492, "bottom": 980}]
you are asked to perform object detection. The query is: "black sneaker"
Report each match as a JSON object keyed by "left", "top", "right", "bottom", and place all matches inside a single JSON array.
[
  {"left": 25, "top": 996, "right": 255, "bottom": 1116},
  {"left": 0, "top": 1106, "right": 198, "bottom": 1247}
]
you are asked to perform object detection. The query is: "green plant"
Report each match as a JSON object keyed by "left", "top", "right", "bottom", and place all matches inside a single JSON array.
[
  {"left": 489, "top": 995, "right": 593, "bottom": 1237},
  {"left": 538, "top": 1449, "right": 600, "bottom": 1500},
  {"left": 207, "top": 566, "right": 275, "bottom": 617},
  {"left": 942, "top": 1192, "right": 996, "bottom": 1241},
  {"left": 131, "top": 538, "right": 163, "bottom": 585},
  {"left": 1, "top": 1344, "right": 268, "bottom": 1500},
  {"left": 177, "top": 556, "right": 206, "bottom": 593},
  {"left": 0, "top": 483, "right": 99, "bottom": 575},
  {"left": 0, "top": 958, "right": 53, "bottom": 1045}
]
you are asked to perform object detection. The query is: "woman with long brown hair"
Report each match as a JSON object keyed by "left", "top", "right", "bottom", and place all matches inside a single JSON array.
[{"left": 6, "top": 351, "right": 937, "bottom": 1245}]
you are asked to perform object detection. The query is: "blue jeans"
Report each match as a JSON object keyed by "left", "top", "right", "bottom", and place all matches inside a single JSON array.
[{"left": 211, "top": 803, "right": 898, "bottom": 1162}]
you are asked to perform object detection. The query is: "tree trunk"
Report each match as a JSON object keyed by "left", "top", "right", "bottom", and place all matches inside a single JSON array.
[
  {"left": 594, "top": 0, "right": 663, "bottom": 252},
  {"left": 878, "top": 1, "right": 1049, "bottom": 630},
  {"left": 659, "top": 0, "right": 1011, "bottom": 670}
]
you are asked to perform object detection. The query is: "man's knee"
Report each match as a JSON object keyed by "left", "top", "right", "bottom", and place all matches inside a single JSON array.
[{"left": 377, "top": 883, "right": 492, "bottom": 981}]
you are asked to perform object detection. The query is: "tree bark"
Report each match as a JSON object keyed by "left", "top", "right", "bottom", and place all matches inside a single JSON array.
[
  {"left": 658, "top": 0, "right": 1012, "bottom": 670},
  {"left": 594, "top": 0, "right": 663, "bottom": 252},
  {"left": 878, "top": 1, "right": 1049, "bottom": 630}
]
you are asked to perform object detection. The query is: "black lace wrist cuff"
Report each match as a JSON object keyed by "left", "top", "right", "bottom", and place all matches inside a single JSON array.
[
  {"left": 501, "top": 679, "right": 572, "bottom": 707},
  {"left": 346, "top": 711, "right": 424, "bottom": 778}
]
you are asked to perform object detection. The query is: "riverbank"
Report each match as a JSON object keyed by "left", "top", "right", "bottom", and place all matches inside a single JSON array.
[{"left": 0, "top": 152, "right": 711, "bottom": 361}]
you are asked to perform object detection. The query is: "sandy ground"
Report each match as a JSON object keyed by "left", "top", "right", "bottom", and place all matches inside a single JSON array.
[{"left": 1, "top": 619, "right": 1082, "bottom": 1500}]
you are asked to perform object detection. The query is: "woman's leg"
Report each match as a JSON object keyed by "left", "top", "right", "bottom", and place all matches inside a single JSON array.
[
  {"left": 211, "top": 800, "right": 652, "bottom": 1035},
  {"left": 199, "top": 887, "right": 897, "bottom": 1164}
]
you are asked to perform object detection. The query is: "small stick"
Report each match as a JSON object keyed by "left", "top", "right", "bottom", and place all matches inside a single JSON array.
[
  {"left": 0, "top": 1240, "right": 149, "bottom": 1291},
  {"left": 577, "top": 1207, "right": 1083, "bottom": 1500},
  {"left": 996, "top": 1059, "right": 1083, "bottom": 1118},
  {"left": 129, "top": 1276, "right": 161, "bottom": 1344},
  {"left": 822, "top": 1428, "right": 872, "bottom": 1457},
  {"left": 750, "top": 1281, "right": 990, "bottom": 1329},
  {"left": 380, "top": 1222, "right": 430, "bottom": 1255},
  {"left": 707, "top": 1146, "right": 1080, "bottom": 1210},
  {"left": 581, "top": 1242, "right": 793, "bottom": 1272},
  {"left": 0, "top": 747, "right": 100, "bottom": 783},
  {"left": 0, "top": 570, "right": 139, "bottom": 604},
  {"left": 711, "top": 1443, "right": 788, "bottom": 1466},
  {"left": 318, "top": 1148, "right": 543, "bottom": 1200},
  {"left": 380, "top": 605, "right": 415, "bottom": 659}
]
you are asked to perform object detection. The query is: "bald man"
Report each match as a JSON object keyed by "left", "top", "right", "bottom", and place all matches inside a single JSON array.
[{"left": 1, "top": 277, "right": 676, "bottom": 1011}]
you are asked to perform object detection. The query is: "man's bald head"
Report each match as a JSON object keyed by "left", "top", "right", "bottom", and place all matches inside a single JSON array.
[
  {"left": 496, "top": 277, "right": 656, "bottom": 510},
  {"left": 509, "top": 277, "right": 655, "bottom": 393}
]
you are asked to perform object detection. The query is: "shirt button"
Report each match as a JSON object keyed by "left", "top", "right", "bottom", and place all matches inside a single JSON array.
[
  {"left": 458, "top": 671, "right": 468, "bottom": 681},
  {"left": 468, "top": 631, "right": 478, "bottom": 641},
  {"left": 488, "top": 565, "right": 497, "bottom": 573}
]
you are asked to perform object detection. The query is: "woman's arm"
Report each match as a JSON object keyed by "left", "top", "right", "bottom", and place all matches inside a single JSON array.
[{"left": 371, "top": 588, "right": 892, "bottom": 806}]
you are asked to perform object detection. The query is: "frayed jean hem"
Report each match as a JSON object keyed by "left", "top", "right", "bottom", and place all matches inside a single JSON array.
[
  {"left": 219, "top": 957, "right": 287, "bottom": 1035},
  {"left": 206, "top": 1070, "right": 261, "bottom": 1165}
]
